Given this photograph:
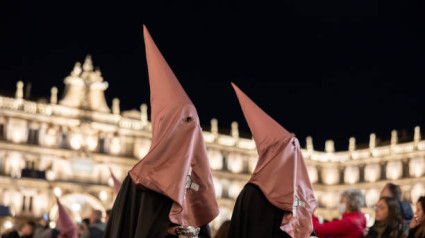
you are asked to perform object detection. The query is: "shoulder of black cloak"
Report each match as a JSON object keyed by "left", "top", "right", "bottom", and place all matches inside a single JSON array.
[
  {"left": 105, "top": 174, "right": 173, "bottom": 238},
  {"left": 198, "top": 224, "right": 212, "bottom": 238},
  {"left": 227, "top": 183, "right": 292, "bottom": 238}
]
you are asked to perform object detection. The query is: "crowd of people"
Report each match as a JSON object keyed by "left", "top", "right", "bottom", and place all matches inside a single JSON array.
[
  {"left": 2, "top": 183, "right": 425, "bottom": 238},
  {"left": 1, "top": 209, "right": 111, "bottom": 238},
  {"left": 311, "top": 183, "right": 425, "bottom": 238}
]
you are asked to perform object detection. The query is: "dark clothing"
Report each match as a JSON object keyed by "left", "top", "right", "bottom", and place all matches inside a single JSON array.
[
  {"left": 104, "top": 174, "right": 211, "bottom": 238},
  {"left": 83, "top": 222, "right": 106, "bottom": 238},
  {"left": 33, "top": 226, "right": 58, "bottom": 238},
  {"left": 2, "top": 230, "right": 20, "bottom": 238},
  {"left": 408, "top": 226, "right": 425, "bottom": 238},
  {"left": 401, "top": 202, "right": 414, "bottom": 222},
  {"left": 365, "top": 223, "right": 404, "bottom": 238},
  {"left": 401, "top": 202, "right": 414, "bottom": 234},
  {"left": 228, "top": 183, "right": 291, "bottom": 238}
]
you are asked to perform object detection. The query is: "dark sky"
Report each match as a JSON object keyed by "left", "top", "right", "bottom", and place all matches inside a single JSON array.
[{"left": 1, "top": 0, "right": 425, "bottom": 151}]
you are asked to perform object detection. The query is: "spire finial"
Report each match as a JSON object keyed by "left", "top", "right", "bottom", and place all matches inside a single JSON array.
[
  {"left": 391, "top": 130, "right": 398, "bottom": 146},
  {"left": 71, "top": 62, "right": 82, "bottom": 77},
  {"left": 369, "top": 133, "right": 376, "bottom": 149},
  {"left": 16, "top": 81, "right": 24, "bottom": 99},
  {"left": 112, "top": 98, "right": 120, "bottom": 115},
  {"left": 349, "top": 137, "right": 356, "bottom": 152},
  {"left": 306, "top": 136, "right": 314, "bottom": 151},
  {"left": 140, "top": 103, "right": 148, "bottom": 126},
  {"left": 414, "top": 126, "right": 421, "bottom": 143},
  {"left": 325, "top": 140, "right": 335, "bottom": 153},
  {"left": 83, "top": 55, "right": 93, "bottom": 72},
  {"left": 231, "top": 121, "right": 239, "bottom": 139},
  {"left": 211, "top": 118, "right": 218, "bottom": 136},
  {"left": 50, "top": 86, "right": 58, "bottom": 104}
]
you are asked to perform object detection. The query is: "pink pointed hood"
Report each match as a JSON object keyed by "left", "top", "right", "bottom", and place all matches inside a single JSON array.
[
  {"left": 231, "top": 83, "right": 317, "bottom": 238},
  {"left": 56, "top": 198, "right": 77, "bottom": 238},
  {"left": 109, "top": 168, "right": 122, "bottom": 194},
  {"left": 129, "top": 26, "right": 219, "bottom": 227}
]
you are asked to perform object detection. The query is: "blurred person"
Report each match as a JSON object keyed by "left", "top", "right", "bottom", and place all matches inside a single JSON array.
[
  {"left": 2, "top": 225, "right": 19, "bottom": 238},
  {"left": 408, "top": 196, "right": 425, "bottom": 238},
  {"left": 81, "top": 210, "right": 105, "bottom": 238},
  {"left": 33, "top": 217, "right": 52, "bottom": 238},
  {"left": 380, "top": 182, "right": 414, "bottom": 233},
  {"left": 77, "top": 219, "right": 90, "bottom": 238},
  {"left": 214, "top": 220, "right": 230, "bottom": 238},
  {"left": 313, "top": 189, "right": 366, "bottom": 238},
  {"left": 20, "top": 221, "right": 36, "bottom": 238},
  {"left": 365, "top": 197, "right": 404, "bottom": 238}
]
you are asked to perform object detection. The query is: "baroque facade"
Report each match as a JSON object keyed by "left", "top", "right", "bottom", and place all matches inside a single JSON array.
[{"left": 0, "top": 56, "right": 424, "bottom": 232}]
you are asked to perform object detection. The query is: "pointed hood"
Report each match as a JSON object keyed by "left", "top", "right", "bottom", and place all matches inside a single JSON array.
[
  {"left": 56, "top": 198, "right": 77, "bottom": 238},
  {"left": 109, "top": 168, "right": 122, "bottom": 194},
  {"left": 231, "top": 83, "right": 317, "bottom": 238},
  {"left": 129, "top": 26, "right": 219, "bottom": 227},
  {"left": 231, "top": 83, "right": 292, "bottom": 154},
  {"left": 142, "top": 25, "right": 193, "bottom": 144}
]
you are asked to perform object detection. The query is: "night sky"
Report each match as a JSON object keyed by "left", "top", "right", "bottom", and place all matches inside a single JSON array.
[{"left": 1, "top": 0, "right": 425, "bottom": 151}]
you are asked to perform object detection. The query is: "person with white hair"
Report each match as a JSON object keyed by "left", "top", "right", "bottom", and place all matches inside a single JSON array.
[{"left": 313, "top": 189, "right": 366, "bottom": 238}]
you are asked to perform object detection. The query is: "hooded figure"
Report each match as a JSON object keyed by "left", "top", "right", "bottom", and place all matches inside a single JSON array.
[
  {"left": 228, "top": 83, "right": 317, "bottom": 238},
  {"left": 57, "top": 198, "right": 77, "bottom": 238},
  {"left": 104, "top": 26, "right": 218, "bottom": 238}
]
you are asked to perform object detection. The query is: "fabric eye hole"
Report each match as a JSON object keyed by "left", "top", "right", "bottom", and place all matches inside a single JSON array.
[{"left": 183, "top": 117, "right": 193, "bottom": 123}]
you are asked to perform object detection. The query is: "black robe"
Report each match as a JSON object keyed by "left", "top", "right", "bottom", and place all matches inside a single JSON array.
[
  {"left": 104, "top": 174, "right": 211, "bottom": 238},
  {"left": 227, "top": 183, "right": 291, "bottom": 238}
]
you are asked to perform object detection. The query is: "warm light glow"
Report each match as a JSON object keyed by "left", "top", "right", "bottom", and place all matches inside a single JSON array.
[
  {"left": 217, "top": 136, "right": 235, "bottom": 146},
  {"left": 110, "top": 137, "right": 121, "bottom": 155},
  {"left": 4, "top": 221, "right": 13, "bottom": 230},
  {"left": 10, "top": 124, "right": 27, "bottom": 143},
  {"left": 44, "top": 128, "right": 57, "bottom": 147},
  {"left": 386, "top": 161, "right": 402, "bottom": 180},
  {"left": 108, "top": 178, "right": 114, "bottom": 187},
  {"left": 134, "top": 139, "right": 151, "bottom": 160},
  {"left": 409, "top": 158, "right": 425, "bottom": 177},
  {"left": 70, "top": 134, "right": 83, "bottom": 150},
  {"left": 208, "top": 150, "right": 223, "bottom": 170},
  {"left": 248, "top": 157, "right": 258, "bottom": 174},
  {"left": 99, "top": 191, "right": 108, "bottom": 201},
  {"left": 344, "top": 166, "right": 359, "bottom": 184},
  {"left": 71, "top": 203, "right": 81, "bottom": 212},
  {"left": 86, "top": 136, "right": 98, "bottom": 151},
  {"left": 53, "top": 187, "right": 62, "bottom": 197},
  {"left": 49, "top": 221, "right": 56, "bottom": 229},
  {"left": 322, "top": 167, "right": 339, "bottom": 185},
  {"left": 213, "top": 178, "right": 222, "bottom": 198},
  {"left": 411, "top": 183, "right": 424, "bottom": 203},
  {"left": 228, "top": 182, "right": 243, "bottom": 199},
  {"left": 9, "top": 153, "right": 23, "bottom": 178},
  {"left": 227, "top": 153, "right": 243, "bottom": 173},
  {"left": 321, "top": 191, "right": 339, "bottom": 208},
  {"left": 365, "top": 189, "right": 379, "bottom": 207},
  {"left": 364, "top": 164, "right": 381, "bottom": 182},
  {"left": 46, "top": 170, "right": 56, "bottom": 181},
  {"left": 307, "top": 165, "right": 318, "bottom": 183}
]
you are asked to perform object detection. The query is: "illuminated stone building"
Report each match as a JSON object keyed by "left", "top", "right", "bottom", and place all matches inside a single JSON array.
[{"left": 0, "top": 56, "right": 424, "bottom": 231}]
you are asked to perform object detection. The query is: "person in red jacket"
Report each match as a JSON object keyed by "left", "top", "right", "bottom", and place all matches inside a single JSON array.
[{"left": 313, "top": 189, "right": 366, "bottom": 238}]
